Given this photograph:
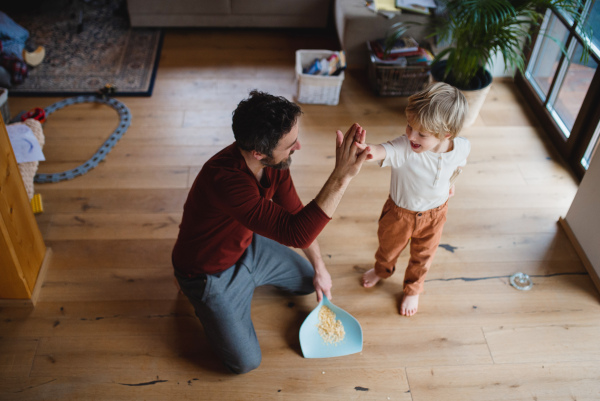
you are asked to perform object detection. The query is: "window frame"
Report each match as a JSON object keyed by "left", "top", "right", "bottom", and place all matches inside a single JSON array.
[{"left": 515, "top": 2, "right": 600, "bottom": 181}]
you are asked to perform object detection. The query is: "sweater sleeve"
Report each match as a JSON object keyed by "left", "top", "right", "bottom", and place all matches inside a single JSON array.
[
  {"left": 271, "top": 169, "right": 304, "bottom": 215},
  {"left": 211, "top": 167, "right": 330, "bottom": 249}
]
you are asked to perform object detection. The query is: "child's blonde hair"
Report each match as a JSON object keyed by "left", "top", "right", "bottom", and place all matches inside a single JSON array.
[{"left": 406, "top": 82, "right": 468, "bottom": 139}]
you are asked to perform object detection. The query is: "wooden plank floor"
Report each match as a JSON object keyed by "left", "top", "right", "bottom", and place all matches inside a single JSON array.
[{"left": 3, "top": 28, "right": 600, "bottom": 400}]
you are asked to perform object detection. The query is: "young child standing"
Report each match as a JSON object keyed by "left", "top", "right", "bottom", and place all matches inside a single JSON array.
[{"left": 358, "top": 82, "right": 470, "bottom": 316}]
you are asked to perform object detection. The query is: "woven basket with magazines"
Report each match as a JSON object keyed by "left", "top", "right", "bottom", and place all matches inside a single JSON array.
[{"left": 368, "top": 54, "right": 431, "bottom": 97}]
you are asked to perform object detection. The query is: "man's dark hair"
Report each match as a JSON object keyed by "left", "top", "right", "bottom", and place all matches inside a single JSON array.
[{"left": 232, "top": 90, "right": 302, "bottom": 157}]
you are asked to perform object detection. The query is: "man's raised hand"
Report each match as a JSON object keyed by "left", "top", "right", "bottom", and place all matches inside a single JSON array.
[{"left": 334, "top": 123, "right": 370, "bottom": 182}]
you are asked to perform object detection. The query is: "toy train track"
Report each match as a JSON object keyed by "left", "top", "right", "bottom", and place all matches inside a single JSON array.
[{"left": 34, "top": 94, "right": 131, "bottom": 183}]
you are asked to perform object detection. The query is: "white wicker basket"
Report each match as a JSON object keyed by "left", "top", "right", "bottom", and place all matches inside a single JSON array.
[
  {"left": 0, "top": 88, "right": 9, "bottom": 123},
  {"left": 295, "top": 50, "right": 344, "bottom": 106}
]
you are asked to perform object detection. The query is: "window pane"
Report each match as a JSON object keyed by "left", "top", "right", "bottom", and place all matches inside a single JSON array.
[
  {"left": 584, "top": 0, "right": 600, "bottom": 51},
  {"left": 549, "top": 41, "right": 598, "bottom": 134},
  {"left": 528, "top": 14, "right": 570, "bottom": 100}
]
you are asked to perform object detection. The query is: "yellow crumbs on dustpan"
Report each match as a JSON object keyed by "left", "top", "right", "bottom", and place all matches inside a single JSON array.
[{"left": 317, "top": 305, "right": 345, "bottom": 345}]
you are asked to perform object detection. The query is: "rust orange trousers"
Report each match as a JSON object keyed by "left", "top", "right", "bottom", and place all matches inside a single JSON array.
[{"left": 374, "top": 196, "right": 448, "bottom": 295}]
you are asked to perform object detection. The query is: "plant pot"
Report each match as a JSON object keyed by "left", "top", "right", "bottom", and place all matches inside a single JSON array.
[{"left": 431, "top": 60, "right": 492, "bottom": 128}]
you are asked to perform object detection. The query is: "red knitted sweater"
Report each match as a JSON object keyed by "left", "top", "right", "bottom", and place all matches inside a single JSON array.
[{"left": 172, "top": 143, "right": 331, "bottom": 277}]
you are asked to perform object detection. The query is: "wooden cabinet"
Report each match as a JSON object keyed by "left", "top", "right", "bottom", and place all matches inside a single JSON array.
[{"left": 0, "top": 114, "right": 47, "bottom": 303}]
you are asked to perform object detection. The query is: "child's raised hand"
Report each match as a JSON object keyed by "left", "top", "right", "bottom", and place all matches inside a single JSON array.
[
  {"left": 354, "top": 125, "right": 366, "bottom": 144},
  {"left": 353, "top": 126, "right": 374, "bottom": 160}
]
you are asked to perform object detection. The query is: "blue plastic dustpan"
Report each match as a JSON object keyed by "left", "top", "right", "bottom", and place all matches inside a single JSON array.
[{"left": 299, "top": 296, "right": 363, "bottom": 358}]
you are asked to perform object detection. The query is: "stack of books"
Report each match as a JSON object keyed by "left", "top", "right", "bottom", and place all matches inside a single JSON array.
[
  {"left": 367, "top": 37, "right": 433, "bottom": 66},
  {"left": 394, "top": 0, "right": 436, "bottom": 15},
  {"left": 370, "top": 0, "right": 436, "bottom": 16}
]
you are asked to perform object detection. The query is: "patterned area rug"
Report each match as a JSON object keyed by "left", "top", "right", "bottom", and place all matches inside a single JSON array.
[{"left": 7, "top": 0, "right": 162, "bottom": 97}]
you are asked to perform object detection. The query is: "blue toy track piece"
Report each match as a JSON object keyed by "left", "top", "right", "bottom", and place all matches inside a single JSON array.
[{"left": 34, "top": 95, "right": 131, "bottom": 183}]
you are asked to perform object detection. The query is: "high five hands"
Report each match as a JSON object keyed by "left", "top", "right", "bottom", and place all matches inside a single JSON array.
[
  {"left": 334, "top": 123, "right": 371, "bottom": 181},
  {"left": 315, "top": 123, "right": 370, "bottom": 218},
  {"left": 351, "top": 124, "right": 374, "bottom": 160}
]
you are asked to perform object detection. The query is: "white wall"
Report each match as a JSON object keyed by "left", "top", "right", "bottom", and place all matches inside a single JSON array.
[
  {"left": 487, "top": 25, "right": 529, "bottom": 78},
  {"left": 487, "top": 51, "right": 516, "bottom": 78},
  {"left": 565, "top": 149, "right": 600, "bottom": 274}
]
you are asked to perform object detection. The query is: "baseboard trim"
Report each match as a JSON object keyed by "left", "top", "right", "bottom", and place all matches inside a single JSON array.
[{"left": 558, "top": 218, "right": 600, "bottom": 298}]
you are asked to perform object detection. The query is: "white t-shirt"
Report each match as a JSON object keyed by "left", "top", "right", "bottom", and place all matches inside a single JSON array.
[{"left": 381, "top": 135, "right": 471, "bottom": 212}]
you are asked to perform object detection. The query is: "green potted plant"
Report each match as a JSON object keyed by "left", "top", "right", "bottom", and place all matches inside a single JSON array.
[{"left": 428, "top": 0, "right": 592, "bottom": 126}]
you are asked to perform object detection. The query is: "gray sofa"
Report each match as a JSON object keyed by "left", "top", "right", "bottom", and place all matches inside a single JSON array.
[
  {"left": 127, "top": 0, "right": 332, "bottom": 28},
  {"left": 127, "top": 0, "right": 432, "bottom": 69}
]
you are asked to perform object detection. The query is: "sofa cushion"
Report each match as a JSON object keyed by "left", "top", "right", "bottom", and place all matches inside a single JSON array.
[
  {"left": 127, "top": 0, "right": 331, "bottom": 28},
  {"left": 232, "top": 0, "right": 328, "bottom": 16},
  {"left": 127, "top": 0, "right": 231, "bottom": 15}
]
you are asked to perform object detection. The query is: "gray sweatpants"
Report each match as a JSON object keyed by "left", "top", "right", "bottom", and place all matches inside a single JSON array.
[{"left": 175, "top": 233, "right": 315, "bottom": 374}]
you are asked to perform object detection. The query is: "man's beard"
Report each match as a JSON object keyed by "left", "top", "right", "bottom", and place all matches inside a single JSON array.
[{"left": 260, "top": 152, "right": 293, "bottom": 170}]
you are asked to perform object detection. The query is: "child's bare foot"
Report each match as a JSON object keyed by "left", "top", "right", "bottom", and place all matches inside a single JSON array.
[
  {"left": 362, "top": 269, "right": 381, "bottom": 288},
  {"left": 400, "top": 294, "right": 419, "bottom": 316}
]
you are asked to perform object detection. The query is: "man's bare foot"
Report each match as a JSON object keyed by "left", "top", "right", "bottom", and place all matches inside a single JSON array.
[
  {"left": 400, "top": 294, "right": 419, "bottom": 316},
  {"left": 362, "top": 269, "right": 381, "bottom": 288}
]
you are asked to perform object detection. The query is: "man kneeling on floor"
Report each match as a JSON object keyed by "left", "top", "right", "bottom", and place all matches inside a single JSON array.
[{"left": 172, "top": 90, "right": 369, "bottom": 374}]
